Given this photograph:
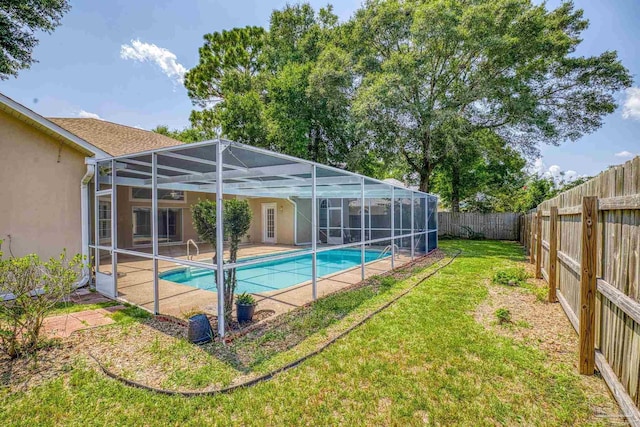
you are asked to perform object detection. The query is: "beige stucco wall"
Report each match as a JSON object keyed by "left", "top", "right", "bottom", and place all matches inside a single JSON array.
[
  {"left": 244, "top": 197, "right": 295, "bottom": 245},
  {"left": 0, "top": 109, "right": 86, "bottom": 260},
  {"left": 115, "top": 186, "right": 217, "bottom": 248}
]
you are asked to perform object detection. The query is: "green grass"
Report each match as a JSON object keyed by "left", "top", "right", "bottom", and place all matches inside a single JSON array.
[
  {"left": 205, "top": 269, "right": 406, "bottom": 372},
  {"left": 48, "top": 301, "right": 120, "bottom": 316},
  {"left": 109, "top": 305, "right": 153, "bottom": 324},
  {"left": 0, "top": 241, "right": 610, "bottom": 426}
]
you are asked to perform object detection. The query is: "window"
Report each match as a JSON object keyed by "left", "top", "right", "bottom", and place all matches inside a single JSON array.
[
  {"left": 131, "top": 187, "right": 185, "bottom": 201},
  {"left": 132, "top": 207, "right": 183, "bottom": 246}
]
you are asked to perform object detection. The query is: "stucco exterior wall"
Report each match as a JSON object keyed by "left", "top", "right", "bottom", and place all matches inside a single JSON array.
[
  {"left": 115, "top": 186, "right": 217, "bottom": 248},
  {"left": 0, "top": 109, "right": 86, "bottom": 260},
  {"left": 245, "top": 197, "right": 295, "bottom": 245}
]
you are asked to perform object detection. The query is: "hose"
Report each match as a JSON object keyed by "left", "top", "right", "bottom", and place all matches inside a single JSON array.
[{"left": 90, "top": 249, "right": 461, "bottom": 397}]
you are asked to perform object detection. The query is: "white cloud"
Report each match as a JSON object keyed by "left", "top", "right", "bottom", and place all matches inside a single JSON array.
[
  {"left": 622, "top": 87, "right": 640, "bottom": 120},
  {"left": 547, "top": 164, "right": 562, "bottom": 179},
  {"left": 615, "top": 150, "right": 635, "bottom": 158},
  {"left": 120, "top": 39, "right": 186, "bottom": 84},
  {"left": 530, "top": 158, "right": 586, "bottom": 187},
  {"left": 564, "top": 170, "right": 578, "bottom": 181},
  {"left": 78, "top": 110, "right": 102, "bottom": 120},
  {"left": 532, "top": 158, "right": 545, "bottom": 176}
]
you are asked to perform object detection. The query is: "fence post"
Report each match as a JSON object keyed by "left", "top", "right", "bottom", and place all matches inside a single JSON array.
[
  {"left": 535, "top": 210, "right": 542, "bottom": 279},
  {"left": 548, "top": 206, "right": 558, "bottom": 303},
  {"left": 529, "top": 213, "right": 535, "bottom": 263},
  {"left": 579, "top": 196, "right": 597, "bottom": 375}
]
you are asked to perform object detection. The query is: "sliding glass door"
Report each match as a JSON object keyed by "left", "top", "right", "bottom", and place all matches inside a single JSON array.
[{"left": 132, "top": 207, "right": 182, "bottom": 246}]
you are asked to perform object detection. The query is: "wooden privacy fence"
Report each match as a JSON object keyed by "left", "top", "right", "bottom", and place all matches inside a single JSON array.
[
  {"left": 438, "top": 212, "right": 520, "bottom": 240},
  {"left": 522, "top": 156, "right": 640, "bottom": 425}
]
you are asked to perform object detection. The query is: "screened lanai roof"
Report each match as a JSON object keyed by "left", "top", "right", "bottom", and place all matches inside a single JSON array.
[{"left": 98, "top": 139, "right": 434, "bottom": 199}]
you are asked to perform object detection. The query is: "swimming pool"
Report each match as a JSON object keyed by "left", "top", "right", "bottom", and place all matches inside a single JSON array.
[{"left": 160, "top": 248, "right": 388, "bottom": 294}]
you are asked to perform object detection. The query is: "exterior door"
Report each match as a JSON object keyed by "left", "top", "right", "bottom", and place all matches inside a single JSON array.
[
  {"left": 95, "top": 190, "right": 116, "bottom": 298},
  {"left": 327, "top": 202, "right": 343, "bottom": 245},
  {"left": 262, "top": 203, "right": 277, "bottom": 243}
]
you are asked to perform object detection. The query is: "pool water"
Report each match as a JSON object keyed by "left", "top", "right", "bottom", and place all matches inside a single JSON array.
[{"left": 160, "top": 248, "right": 388, "bottom": 294}]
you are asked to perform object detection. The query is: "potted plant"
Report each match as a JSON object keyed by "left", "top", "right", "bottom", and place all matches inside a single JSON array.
[{"left": 235, "top": 292, "right": 257, "bottom": 323}]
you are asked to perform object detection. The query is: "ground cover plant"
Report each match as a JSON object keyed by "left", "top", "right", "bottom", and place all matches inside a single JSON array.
[
  {"left": 0, "top": 241, "right": 621, "bottom": 425},
  {"left": 492, "top": 267, "right": 530, "bottom": 287}
]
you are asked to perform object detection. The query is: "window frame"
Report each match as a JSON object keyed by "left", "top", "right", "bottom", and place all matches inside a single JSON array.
[
  {"left": 129, "top": 187, "right": 186, "bottom": 203},
  {"left": 131, "top": 206, "right": 184, "bottom": 247}
]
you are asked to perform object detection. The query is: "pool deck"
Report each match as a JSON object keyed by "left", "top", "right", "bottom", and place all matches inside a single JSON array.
[{"left": 111, "top": 244, "right": 415, "bottom": 319}]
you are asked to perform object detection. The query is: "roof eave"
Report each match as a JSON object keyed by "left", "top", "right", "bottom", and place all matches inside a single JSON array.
[{"left": 0, "top": 93, "right": 110, "bottom": 158}]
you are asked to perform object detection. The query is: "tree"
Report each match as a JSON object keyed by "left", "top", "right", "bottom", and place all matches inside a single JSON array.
[
  {"left": 558, "top": 175, "right": 591, "bottom": 192},
  {"left": 263, "top": 4, "right": 356, "bottom": 165},
  {"left": 184, "top": 26, "right": 269, "bottom": 147},
  {"left": 190, "top": 199, "right": 252, "bottom": 328},
  {"left": 432, "top": 125, "right": 527, "bottom": 212},
  {"left": 1, "top": 0, "right": 71, "bottom": 79},
  {"left": 349, "top": 0, "right": 631, "bottom": 192},
  {"left": 508, "top": 176, "right": 557, "bottom": 213},
  {"left": 222, "top": 200, "right": 251, "bottom": 324},
  {"left": 184, "top": 4, "right": 360, "bottom": 168},
  {"left": 152, "top": 125, "right": 210, "bottom": 143}
]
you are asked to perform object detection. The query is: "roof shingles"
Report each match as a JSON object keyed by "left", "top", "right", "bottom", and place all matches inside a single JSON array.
[{"left": 47, "top": 118, "right": 183, "bottom": 156}]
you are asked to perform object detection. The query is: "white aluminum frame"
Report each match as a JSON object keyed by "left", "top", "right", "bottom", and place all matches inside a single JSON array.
[{"left": 89, "top": 139, "right": 438, "bottom": 337}]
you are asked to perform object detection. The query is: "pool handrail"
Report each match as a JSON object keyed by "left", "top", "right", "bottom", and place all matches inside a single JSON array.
[{"left": 187, "top": 239, "right": 200, "bottom": 261}]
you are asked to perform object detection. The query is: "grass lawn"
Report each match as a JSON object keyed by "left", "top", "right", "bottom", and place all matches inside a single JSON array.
[
  {"left": 48, "top": 300, "right": 120, "bottom": 316},
  {"left": 0, "top": 240, "right": 617, "bottom": 426}
]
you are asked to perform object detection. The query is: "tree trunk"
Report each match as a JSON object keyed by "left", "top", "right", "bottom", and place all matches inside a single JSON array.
[
  {"left": 308, "top": 127, "right": 319, "bottom": 163},
  {"left": 451, "top": 163, "right": 461, "bottom": 213},
  {"left": 419, "top": 173, "right": 430, "bottom": 193}
]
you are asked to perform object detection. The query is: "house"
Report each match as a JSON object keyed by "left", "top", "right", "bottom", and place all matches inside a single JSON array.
[{"left": 1, "top": 93, "right": 437, "bottom": 324}]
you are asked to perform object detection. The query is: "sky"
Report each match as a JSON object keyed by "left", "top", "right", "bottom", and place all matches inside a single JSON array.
[{"left": 1, "top": 0, "right": 639, "bottom": 181}]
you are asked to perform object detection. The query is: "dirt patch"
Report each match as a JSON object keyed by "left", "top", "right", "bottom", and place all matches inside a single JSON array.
[{"left": 475, "top": 262, "right": 626, "bottom": 425}]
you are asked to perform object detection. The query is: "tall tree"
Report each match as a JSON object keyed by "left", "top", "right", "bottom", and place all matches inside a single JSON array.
[
  {"left": 184, "top": 26, "right": 268, "bottom": 146},
  {"left": 264, "top": 4, "right": 355, "bottom": 165},
  {"left": 350, "top": 0, "right": 631, "bottom": 192},
  {"left": 432, "top": 127, "right": 527, "bottom": 212},
  {"left": 184, "top": 4, "right": 359, "bottom": 168},
  {"left": 1, "top": 0, "right": 70, "bottom": 79}
]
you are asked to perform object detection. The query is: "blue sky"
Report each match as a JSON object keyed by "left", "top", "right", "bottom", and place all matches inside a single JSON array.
[{"left": 1, "top": 0, "right": 638, "bottom": 180}]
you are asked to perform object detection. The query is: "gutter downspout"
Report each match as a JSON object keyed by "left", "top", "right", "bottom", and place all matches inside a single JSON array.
[{"left": 80, "top": 159, "right": 95, "bottom": 288}]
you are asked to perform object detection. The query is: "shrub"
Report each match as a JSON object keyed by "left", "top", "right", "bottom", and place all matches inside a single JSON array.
[
  {"left": 0, "top": 246, "right": 82, "bottom": 358},
  {"left": 495, "top": 308, "right": 512, "bottom": 324},
  {"left": 492, "top": 267, "right": 530, "bottom": 287}
]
